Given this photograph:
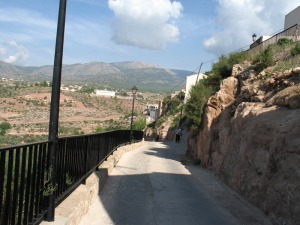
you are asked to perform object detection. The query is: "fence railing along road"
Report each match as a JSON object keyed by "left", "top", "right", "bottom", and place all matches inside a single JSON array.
[
  {"left": 0, "top": 130, "right": 144, "bottom": 225},
  {"left": 247, "top": 24, "right": 299, "bottom": 55}
]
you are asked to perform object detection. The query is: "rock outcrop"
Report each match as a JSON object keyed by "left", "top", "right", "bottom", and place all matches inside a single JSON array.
[{"left": 187, "top": 65, "right": 300, "bottom": 225}]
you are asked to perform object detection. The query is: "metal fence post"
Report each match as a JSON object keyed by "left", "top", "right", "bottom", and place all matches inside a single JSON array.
[{"left": 83, "top": 136, "right": 89, "bottom": 185}]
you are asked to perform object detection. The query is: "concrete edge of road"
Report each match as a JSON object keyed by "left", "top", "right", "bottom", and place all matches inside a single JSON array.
[{"left": 41, "top": 141, "right": 145, "bottom": 225}]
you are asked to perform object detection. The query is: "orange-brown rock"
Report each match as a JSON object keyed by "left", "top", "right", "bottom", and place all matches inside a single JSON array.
[{"left": 187, "top": 65, "right": 300, "bottom": 225}]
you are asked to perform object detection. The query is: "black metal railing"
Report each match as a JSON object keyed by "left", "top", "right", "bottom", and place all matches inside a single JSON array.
[{"left": 0, "top": 130, "right": 143, "bottom": 225}]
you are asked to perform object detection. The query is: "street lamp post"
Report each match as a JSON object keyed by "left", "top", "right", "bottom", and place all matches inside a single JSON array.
[
  {"left": 179, "top": 91, "right": 184, "bottom": 127},
  {"left": 130, "top": 86, "right": 138, "bottom": 144},
  {"left": 252, "top": 33, "right": 257, "bottom": 42}
]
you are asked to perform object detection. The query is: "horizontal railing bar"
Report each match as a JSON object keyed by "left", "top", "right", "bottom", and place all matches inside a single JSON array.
[
  {"left": 58, "top": 129, "right": 127, "bottom": 140},
  {"left": 0, "top": 141, "right": 51, "bottom": 151}
]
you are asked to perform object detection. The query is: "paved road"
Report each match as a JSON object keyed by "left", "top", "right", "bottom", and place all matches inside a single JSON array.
[{"left": 79, "top": 139, "right": 272, "bottom": 225}]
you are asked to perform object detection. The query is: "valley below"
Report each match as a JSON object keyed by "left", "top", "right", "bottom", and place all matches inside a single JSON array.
[{"left": 0, "top": 84, "right": 161, "bottom": 146}]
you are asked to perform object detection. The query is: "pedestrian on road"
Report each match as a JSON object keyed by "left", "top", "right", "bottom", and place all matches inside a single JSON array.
[{"left": 175, "top": 127, "right": 182, "bottom": 143}]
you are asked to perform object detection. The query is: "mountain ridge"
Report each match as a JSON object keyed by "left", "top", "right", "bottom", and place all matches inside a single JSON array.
[{"left": 0, "top": 61, "right": 192, "bottom": 91}]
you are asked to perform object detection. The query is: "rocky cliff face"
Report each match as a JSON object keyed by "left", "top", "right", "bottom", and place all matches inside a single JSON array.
[{"left": 187, "top": 65, "right": 300, "bottom": 225}]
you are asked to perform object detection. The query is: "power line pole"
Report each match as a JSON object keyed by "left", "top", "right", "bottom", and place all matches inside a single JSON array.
[{"left": 196, "top": 61, "right": 203, "bottom": 83}]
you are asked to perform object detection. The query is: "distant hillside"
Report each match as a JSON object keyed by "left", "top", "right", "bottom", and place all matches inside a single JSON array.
[{"left": 0, "top": 61, "right": 192, "bottom": 92}]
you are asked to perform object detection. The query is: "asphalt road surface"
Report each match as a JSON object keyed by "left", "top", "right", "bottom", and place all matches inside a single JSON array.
[{"left": 79, "top": 139, "right": 272, "bottom": 225}]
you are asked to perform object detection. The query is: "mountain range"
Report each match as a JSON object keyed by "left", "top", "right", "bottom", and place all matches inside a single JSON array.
[{"left": 0, "top": 61, "right": 192, "bottom": 92}]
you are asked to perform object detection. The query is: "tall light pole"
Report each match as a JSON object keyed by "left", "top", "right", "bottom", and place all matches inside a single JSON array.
[
  {"left": 130, "top": 85, "right": 138, "bottom": 144},
  {"left": 47, "top": 0, "right": 67, "bottom": 221}
]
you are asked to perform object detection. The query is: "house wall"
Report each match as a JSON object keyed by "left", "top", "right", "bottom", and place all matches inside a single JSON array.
[
  {"left": 284, "top": 5, "right": 300, "bottom": 29},
  {"left": 184, "top": 73, "right": 206, "bottom": 102},
  {"left": 149, "top": 109, "right": 157, "bottom": 121}
]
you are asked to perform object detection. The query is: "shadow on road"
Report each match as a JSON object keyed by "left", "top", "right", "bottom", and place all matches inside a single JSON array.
[{"left": 83, "top": 139, "right": 272, "bottom": 225}]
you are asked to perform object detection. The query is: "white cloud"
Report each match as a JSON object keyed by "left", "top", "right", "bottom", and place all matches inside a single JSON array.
[
  {"left": 108, "top": 0, "right": 183, "bottom": 49},
  {"left": 204, "top": 0, "right": 300, "bottom": 56},
  {"left": 0, "top": 40, "right": 29, "bottom": 64}
]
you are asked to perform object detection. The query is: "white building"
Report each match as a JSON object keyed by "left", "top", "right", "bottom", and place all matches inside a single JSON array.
[
  {"left": 184, "top": 73, "right": 206, "bottom": 102},
  {"left": 284, "top": 5, "right": 300, "bottom": 29},
  {"left": 95, "top": 89, "right": 116, "bottom": 97},
  {"left": 250, "top": 35, "right": 271, "bottom": 49},
  {"left": 143, "top": 104, "right": 159, "bottom": 123},
  {"left": 61, "top": 87, "right": 69, "bottom": 91},
  {"left": 149, "top": 106, "right": 158, "bottom": 121}
]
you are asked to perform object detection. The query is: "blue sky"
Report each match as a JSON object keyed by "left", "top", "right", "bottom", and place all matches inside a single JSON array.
[{"left": 0, "top": 0, "right": 299, "bottom": 72}]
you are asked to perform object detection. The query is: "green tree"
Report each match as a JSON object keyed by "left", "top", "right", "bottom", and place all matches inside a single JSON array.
[
  {"left": 185, "top": 81, "right": 214, "bottom": 132},
  {"left": 81, "top": 85, "right": 95, "bottom": 94},
  {"left": 132, "top": 117, "right": 146, "bottom": 130},
  {"left": 163, "top": 95, "right": 181, "bottom": 116},
  {"left": 212, "top": 51, "right": 248, "bottom": 79}
]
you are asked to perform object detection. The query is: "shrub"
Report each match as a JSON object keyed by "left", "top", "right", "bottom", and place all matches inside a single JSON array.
[
  {"left": 95, "top": 124, "right": 125, "bottom": 133},
  {"left": 95, "top": 127, "right": 105, "bottom": 133},
  {"left": 252, "top": 46, "right": 275, "bottom": 72},
  {"left": 212, "top": 55, "right": 232, "bottom": 78},
  {"left": 203, "top": 72, "right": 222, "bottom": 93},
  {"left": 132, "top": 117, "right": 146, "bottom": 130},
  {"left": 58, "top": 126, "right": 82, "bottom": 136},
  {"left": 291, "top": 43, "right": 300, "bottom": 56},
  {"left": 212, "top": 51, "right": 248, "bottom": 79},
  {"left": 80, "top": 85, "right": 95, "bottom": 94},
  {"left": 0, "top": 122, "right": 11, "bottom": 136},
  {"left": 277, "top": 38, "right": 293, "bottom": 46}
]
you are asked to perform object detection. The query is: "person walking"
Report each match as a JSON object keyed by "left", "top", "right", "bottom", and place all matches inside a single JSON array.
[{"left": 175, "top": 127, "right": 182, "bottom": 143}]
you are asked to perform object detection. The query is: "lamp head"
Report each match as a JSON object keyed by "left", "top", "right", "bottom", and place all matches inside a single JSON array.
[{"left": 132, "top": 85, "right": 138, "bottom": 95}]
